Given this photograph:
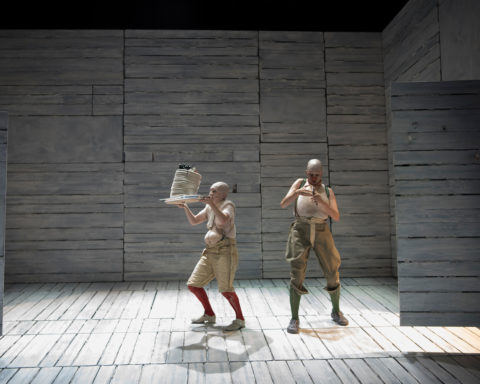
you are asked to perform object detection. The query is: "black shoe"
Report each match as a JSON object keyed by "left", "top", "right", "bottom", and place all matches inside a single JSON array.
[
  {"left": 331, "top": 311, "right": 349, "bottom": 326},
  {"left": 287, "top": 318, "right": 300, "bottom": 334}
]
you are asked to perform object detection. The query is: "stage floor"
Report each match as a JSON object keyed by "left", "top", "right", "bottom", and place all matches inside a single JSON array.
[{"left": 0, "top": 277, "right": 479, "bottom": 383}]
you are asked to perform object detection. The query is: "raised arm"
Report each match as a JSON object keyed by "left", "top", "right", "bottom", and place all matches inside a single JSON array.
[
  {"left": 203, "top": 197, "right": 231, "bottom": 225},
  {"left": 312, "top": 187, "right": 341, "bottom": 222},
  {"left": 280, "top": 178, "right": 311, "bottom": 208}
]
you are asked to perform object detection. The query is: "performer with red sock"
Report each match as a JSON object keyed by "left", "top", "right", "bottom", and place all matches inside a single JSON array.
[{"left": 177, "top": 181, "right": 245, "bottom": 332}]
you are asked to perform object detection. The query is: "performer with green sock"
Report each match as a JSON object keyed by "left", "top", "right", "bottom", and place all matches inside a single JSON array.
[{"left": 280, "top": 159, "right": 348, "bottom": 334}]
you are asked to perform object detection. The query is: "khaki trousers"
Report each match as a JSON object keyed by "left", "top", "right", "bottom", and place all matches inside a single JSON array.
[
  {"left": 285, "top": 217, "right": 341, "bottom": 295},
  {"left": 187, "top": 238, "right": 238, "bottom": 292}
]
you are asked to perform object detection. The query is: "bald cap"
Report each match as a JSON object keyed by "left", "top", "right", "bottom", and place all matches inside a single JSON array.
[{"left": 306, "top": 159, "right": 323, "bottom": 172}]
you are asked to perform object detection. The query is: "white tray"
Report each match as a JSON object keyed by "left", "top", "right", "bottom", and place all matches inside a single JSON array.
[{"left": 161, "top": 195, "right": 205, "bottom": 204}]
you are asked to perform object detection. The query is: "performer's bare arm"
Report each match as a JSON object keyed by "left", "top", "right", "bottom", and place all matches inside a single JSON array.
[
  {"left": 201, "top": 196, "right": 230, "bottom": 225},
  {"left": 280, "top": 179, "right": 341, "bottom": 222},
  {"left": 177, "top": 203, "right": 207, "bottom": 225},
  {"left": 312, "top": 188, "right": 340, "bottom": 222},
  {"left": 280, "top": 178, "right": 313, "bottom": 208}
]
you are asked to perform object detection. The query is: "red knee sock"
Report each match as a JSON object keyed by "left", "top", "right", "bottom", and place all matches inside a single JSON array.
[
  {"left": 222, "top": 291, "right": 245, "bottom": 321},
  {"left": 188, "top": 286, "right": 215, "bottom": 316}
]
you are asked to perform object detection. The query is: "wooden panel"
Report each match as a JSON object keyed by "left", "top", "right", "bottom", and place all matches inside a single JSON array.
[
  {"left": 382, "top": 0, "right": 441, "bottom": 276},
  {"left": 0, "top": 31, "right": 124, "bottom": 283},
  {"left": 439, "top": 0, "right": 480, "bottom": 81},
  {"left": 9, "top": 116, "right": 122, "bottom": 163},
  {"left": 326, "top": 32, "right": 391, "bottom": 278},
  {"left": 0, "top": 111, "right": 7, "bottom": 334},
  {"left": 0, "top": 31, "right": 123, "bottom": 85},
  {"left": 382, "top": 0, "right": 441, "bottom": 83},
  {"left": 259, "top": 31, "right": 329, "bottom": 278},
  {"left": 124, "top": 30, "right": 261, "bottom": 280},
  {"left": 391, "top": 80, "right": 480, "bottom": 326},
  {"left": 1, "top": 28, "right": 394, "bottom": 282},
  {"left": 6, "top": 164, "right": 124, "bottom": 283}
]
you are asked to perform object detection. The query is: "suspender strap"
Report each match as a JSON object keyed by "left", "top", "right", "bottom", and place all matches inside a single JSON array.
[
  {"left": 294, "top": 178, "right": 307, "bottom": 217},
  {"left": 294, "top": 179, "right": 332, "bottom": 230},
  {"left": 324, "top": 185, "right": 333, "bottom": 230}
]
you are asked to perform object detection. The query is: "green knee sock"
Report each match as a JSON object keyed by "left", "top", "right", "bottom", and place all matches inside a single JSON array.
[
  {"left": 329, "top": 286, "right": 341, "bottom": 313},
  {"left": 290, "top": 286, "right": 301, "bottom": 320}
]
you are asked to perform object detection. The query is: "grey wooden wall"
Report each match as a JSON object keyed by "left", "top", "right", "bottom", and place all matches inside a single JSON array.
[
  {"left": 259, "top": 31, "right": 328, "bottom": 278},
  {"left": 0, "top": 31, "right": 125, "bottom": 282},
  {"left": 325, "top": 33, "right": 390, "bottom": 277},
  {"left": 382, "top": 0, "right": 480, "bottom": 276},
  {"left": 260, "top": 31, "right": 390, "bottom": 278},
  {"left": 391, "top": 80, "right": 480, "bottom": 326},
  {"left": 439, "top": 0, "right": 480, "bottom": 81},
  {"left": 1, "top": 30, "right": 391, "bottom": 282},
  {"left": 123, "top": 30, "right": 261, "bottom": 280},
  {"left": 382, "top": 0, "right": 441, "bottom": 275},
  {"left": 0, "top": 111, "right": 7, "bottom": 334}
]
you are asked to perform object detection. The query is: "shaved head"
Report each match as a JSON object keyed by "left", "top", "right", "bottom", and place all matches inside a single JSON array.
[
  {"left": 211, "top": 181, "right": 229, "bottom": 199},
  {"left": 306, "top": 159, "right": 323, "bottom": 172}
]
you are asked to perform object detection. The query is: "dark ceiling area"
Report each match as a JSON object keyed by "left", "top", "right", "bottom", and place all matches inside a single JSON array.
[{"left": 3, "top": 0, "right": 409, "bottom": 31}]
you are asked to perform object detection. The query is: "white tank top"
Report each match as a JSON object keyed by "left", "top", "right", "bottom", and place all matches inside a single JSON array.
[
  {"left": 296, "top": 183, "right": 329, "bottom": 219},
  {"left": 204, "top": 200, "right": 236, "bottom": 245}
]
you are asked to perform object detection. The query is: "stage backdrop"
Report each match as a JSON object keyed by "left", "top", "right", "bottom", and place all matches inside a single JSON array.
[
  {"left": 382, "top": 0, "right": 480, "bottom": 275},
  {"left": 391, "top": 80, "right": 480, "bottom": 326},
  {"left": 0, "top": 30, "right": 390, "bottom": 282},
  {"left": 0, "top": 111, "right": 7, "bottom": 334}
]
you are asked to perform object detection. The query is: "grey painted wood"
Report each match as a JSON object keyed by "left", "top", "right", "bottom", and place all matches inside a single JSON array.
[
  {"left": 1, "top": 28, "right": 395, "bottom": 282},
  {"left": 391, "top": 80, "right": 480, "bottom": 326},
  {"left": 259, "top": 32, "right": 328, "bottom": 279},
  {"left": 2, "top": 278, "right": 478, "bottom": 383},
  {"left": 382, "top": 0, "right": 442, "bottom": 276},
  {"left": 124, "top": 30, "right": 261, "bottom": 280},
  {"left": 9, "top": 116, "right": 122, "bottom": 163},
  {"left": 382, "top": 0, "right": 441, "bottom": 83},
  {"left": 260, "top": 31, "right": 391, "bottom": 280},
  {"left": 326, "top": 32, "right": 390, "bottom": 278},
  {"left": 2, "top": 31, "right": 124, "bottom": 283},
  {"left": 439, "top": 0, "right": 480, "bottom": 81},
  {"left": 0, "top": 111, "right": 8, "bottom": 334}
]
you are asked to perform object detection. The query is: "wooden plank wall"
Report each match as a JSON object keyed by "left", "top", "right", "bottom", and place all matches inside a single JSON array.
[
  {"left": 382, "top": 0, "right": 441, "bottom": 275},
  {"left": 391, "top": 80, "right": 480, "bottom": 325},
  {"left": 123, "top": 30, "right": 261, "bottom": 280},
  {"left": 0, "top": 111, "right": 7, "bottom": 334},
  {"left": 0, "top": 30, "right": 392, "bottom": 282},
  {"left": 438, "top": 0, "right": 480, "bottom": 81},
  {"left": 259, "top": 31, "right": 328, "bottom": 278},
  {"left": 0, "top": 31, "right": 125, "bottom": 283},
  {"left": 260, "top": 32, "right": 391, "bottom": 278},
  {"left": 325, "top": 33, "right": 391, "bottom": 277}
]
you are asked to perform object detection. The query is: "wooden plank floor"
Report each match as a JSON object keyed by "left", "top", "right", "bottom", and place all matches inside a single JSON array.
[{"left": 0, "top": 278, "right": 479, "bottom": 383}]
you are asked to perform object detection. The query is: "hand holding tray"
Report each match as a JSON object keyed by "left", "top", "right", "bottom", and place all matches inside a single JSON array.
[{"left": 161, "top": 194, "right": 206, "bottom": 204}]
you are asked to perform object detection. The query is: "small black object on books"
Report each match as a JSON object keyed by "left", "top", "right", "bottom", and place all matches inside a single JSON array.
[{"left": 178, "top": 163, "right": 192, "bottom": 170}]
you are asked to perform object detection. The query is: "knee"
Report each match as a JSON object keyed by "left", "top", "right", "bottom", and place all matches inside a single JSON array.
[
  {"left": 325, "top": 274, "right": 340, "bottom": 290},
  {"left": 290, "top": 282, "right": 309, "bottom": 295},
  {"left": 188, "top": 285, "right": 202, "bottom": 293}
]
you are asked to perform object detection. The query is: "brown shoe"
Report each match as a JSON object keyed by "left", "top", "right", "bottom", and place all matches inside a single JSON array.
[
  {"left": 287, "top": 318, "right": 300, "bottom": 334},
  {"left": 331, "top": 311, "right": 349, "bottom": 326}
]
